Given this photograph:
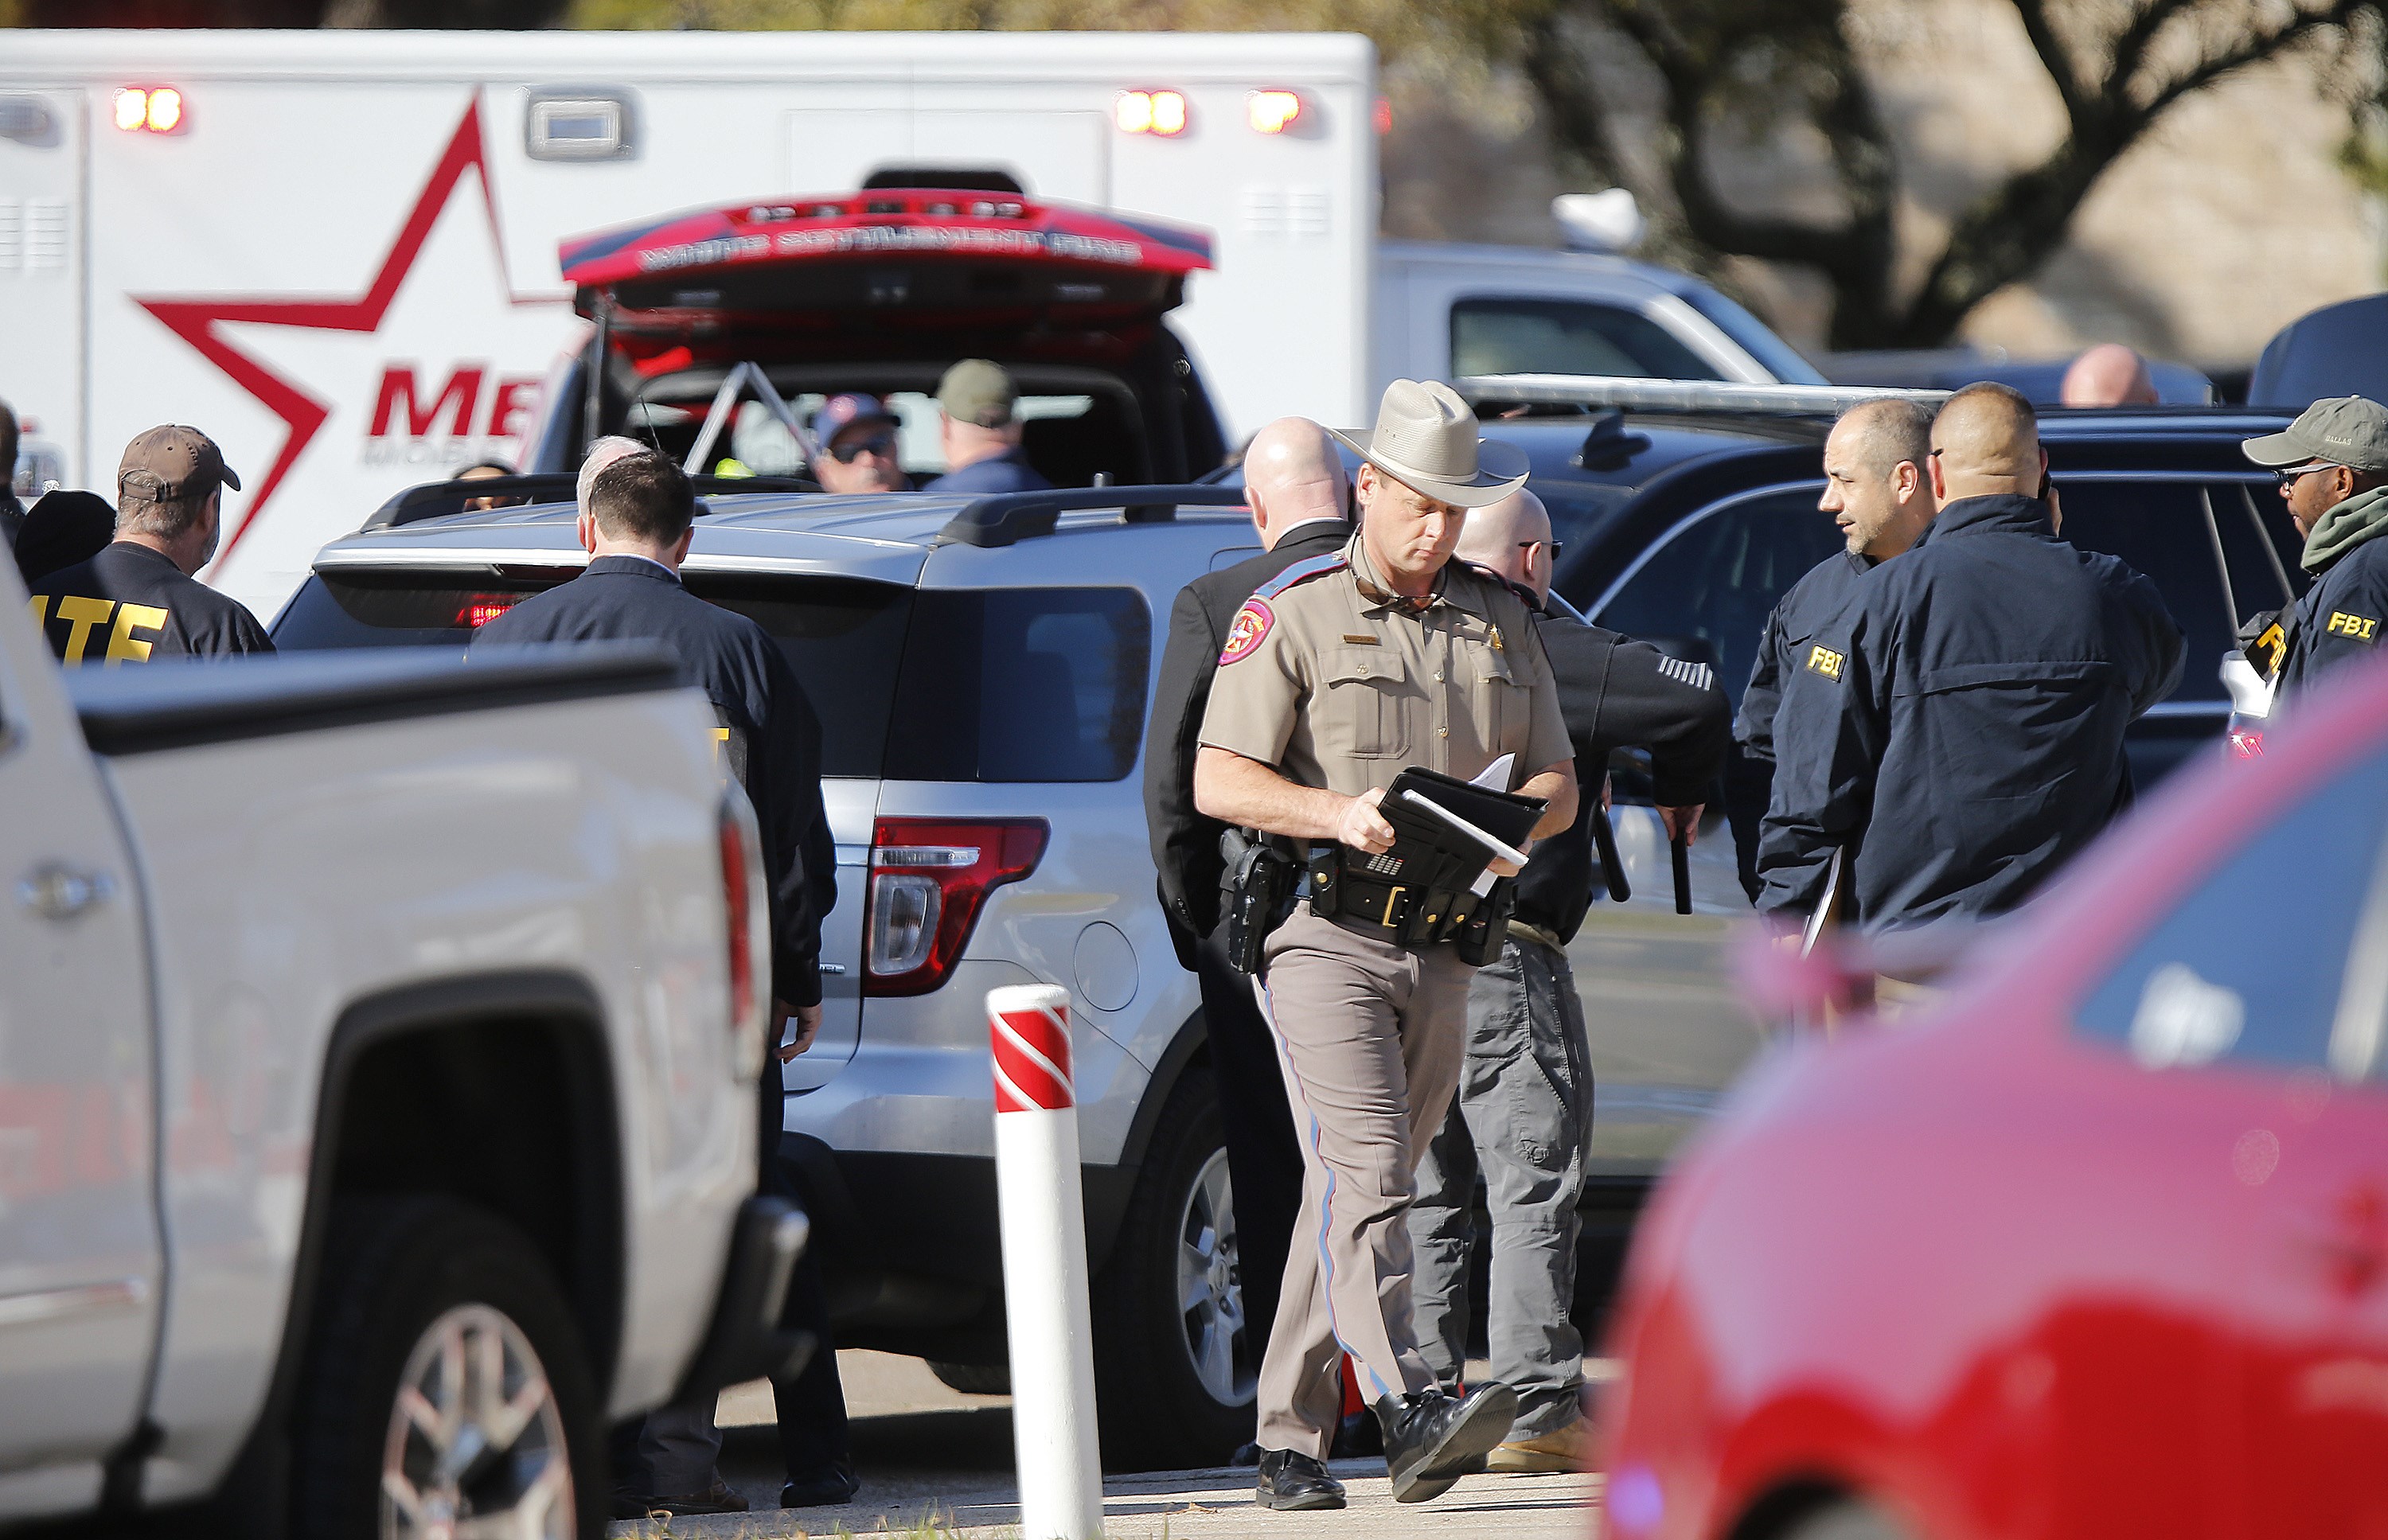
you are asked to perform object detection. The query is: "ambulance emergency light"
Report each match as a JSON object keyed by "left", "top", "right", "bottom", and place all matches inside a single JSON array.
[
  {"left": 1247, "top": 90, "right": 1302, "bottom": 135},
  {"left": 112, "top": 87, "right": 185, "bottom": 135},
  {"left": 1114, "top": 90, "right": 1188, "bottom": 137}
]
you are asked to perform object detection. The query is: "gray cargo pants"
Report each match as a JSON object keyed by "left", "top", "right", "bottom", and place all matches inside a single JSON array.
[
  {"left": 1407, "top": 933, "right": 1592, "bottom": 1439},
  {"left": 1252, "top": 908, "right": 1473, "bottom": 1460}
]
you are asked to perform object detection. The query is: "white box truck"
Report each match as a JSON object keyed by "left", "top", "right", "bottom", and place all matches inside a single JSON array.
[{"left": 0, "top": 28, "right": 1818, "bottom": 622}]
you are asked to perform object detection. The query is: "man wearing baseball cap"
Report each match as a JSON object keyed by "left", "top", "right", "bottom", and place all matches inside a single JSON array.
[
  {"left": 927, "top": 359, "right": 1052, "bottom": 495},
  {"left": 27, "top": 425, "right": 272, "bottom": 664},
  {"left": 808, "top": 393, "right": 910, "bottom": 495},
  {"left": 2242, "top": 396, "right": 2388, "bottom": 698}
]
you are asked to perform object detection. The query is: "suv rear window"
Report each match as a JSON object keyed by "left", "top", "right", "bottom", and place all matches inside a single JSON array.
[{"left": 275, "top": 571, "right": 1148, "bottom": 782}]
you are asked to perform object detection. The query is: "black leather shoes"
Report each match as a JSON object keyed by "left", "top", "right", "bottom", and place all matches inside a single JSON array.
[
  {"left": 1376, "top": 1382, "right": 1520, "bottom": 1503},
  {"left": 1255, "top": 1448, "right": 1348, "bottom": 1511},
  {"left": 780, "top": 1460, "right": 860, "bottom": 1508}
]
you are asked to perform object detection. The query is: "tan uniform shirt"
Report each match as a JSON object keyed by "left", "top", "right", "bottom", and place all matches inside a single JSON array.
[{"left": 1199, "top": 534, "right": 1571, "bottom": 796}]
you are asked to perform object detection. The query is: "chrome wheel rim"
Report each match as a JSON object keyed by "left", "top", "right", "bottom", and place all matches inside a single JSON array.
[
  {"left": 1176, "top": 1147, "right": 1256, "bottom": 1407},
  {"left": 380, "top": 1302, "right": 573, "bottom": 1540}
]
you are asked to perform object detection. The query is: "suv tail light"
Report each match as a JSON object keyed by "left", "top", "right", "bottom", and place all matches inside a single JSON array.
[
  {"left": 864, "top": 817, "right": 1048, "bottom": 997},
  {"left": 719, "top": 792, "right": 770, "bottom": 1078}
]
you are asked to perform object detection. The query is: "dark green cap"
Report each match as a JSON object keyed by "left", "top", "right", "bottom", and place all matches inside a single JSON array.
[
  {"left": 2242, "top": 395, "right": 2388, "bottom": 474},
  {"left": 938, "top": 358, "right": 1019, "bottom": 428}
]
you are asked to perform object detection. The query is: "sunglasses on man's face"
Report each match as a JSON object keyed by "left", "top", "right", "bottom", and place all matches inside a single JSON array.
[
  {"left": 829, "top": 433, "right": 898, "bottom": 465},
  {"left": 2275, "top": 461, "right": 2342, "bottom": 489}
]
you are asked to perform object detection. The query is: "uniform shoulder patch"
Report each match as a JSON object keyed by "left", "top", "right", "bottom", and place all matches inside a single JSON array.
[
  {"left": 1219, "top": 598, "right": 1274, "bottom": 665},
  {"left": 1803, "top": 644, "right": 1847, "bottom": 680},
  {"left": 1251, "top": 552, "right": 1348, "bottom": 602},
  {"left": 2325, "top": 610, "right": 2381, "bottom": 642},
  {"left": 1658, "top": 654, "right": 1715, "bottom": 692}
]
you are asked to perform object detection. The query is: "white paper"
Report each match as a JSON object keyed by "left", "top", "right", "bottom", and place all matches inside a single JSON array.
[{"left": 1470, "top": 754, "right": 1515, "bottom": 790}]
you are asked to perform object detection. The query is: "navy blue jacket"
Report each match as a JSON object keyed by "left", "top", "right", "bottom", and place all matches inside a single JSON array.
[
  {"left": 471, "top": 556, "right": 836, "bottom": 1007},
  {"left": 2278, "top": 530, "right": 2388, "bottom": 699},
  {"left": 1726, "top": 547, "right": 1875, "bottom": 899},
  {"left": 930, "top": 447, "right": 1052, "bottom": 496},
  {"left": 1758, "top": 494, "right": 2183, "bottom": 931}
]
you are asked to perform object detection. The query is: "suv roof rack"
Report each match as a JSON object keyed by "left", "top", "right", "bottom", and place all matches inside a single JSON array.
[
  {"left": 361, "top": 472, "right": 820, "bottom": 531},
  {"left": 1457, "top": 373, "right": 1949, "bottom": 417},
  {"left": 935, "top": 485, "right": 1249, "bottom": 548}
]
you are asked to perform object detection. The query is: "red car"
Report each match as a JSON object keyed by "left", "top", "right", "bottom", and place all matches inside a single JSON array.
[{"left": 1599, "top": 655, "right": 2388, "bottom": 1540}]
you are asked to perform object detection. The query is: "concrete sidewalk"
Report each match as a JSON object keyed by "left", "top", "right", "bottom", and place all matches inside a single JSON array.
[
  {"left": 608, "top": 1460, "right": 1600, "bottom": 1538},
  {"left": 603, "top": 1352, "right": 1601, "bottom": 1538}
]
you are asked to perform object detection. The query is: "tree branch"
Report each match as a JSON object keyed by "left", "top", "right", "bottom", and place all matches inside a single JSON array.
[
  {"left": 2138, "top": 1, "right": 2362, "bottom": 121},
  {"left": 2009, "top": 0, "right": 2088, "bottom": 129}
]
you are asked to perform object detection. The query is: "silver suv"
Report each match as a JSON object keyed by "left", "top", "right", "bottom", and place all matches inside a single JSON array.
[{"left": 272, "top": 481, "right": 1265, "bottom": 1470}]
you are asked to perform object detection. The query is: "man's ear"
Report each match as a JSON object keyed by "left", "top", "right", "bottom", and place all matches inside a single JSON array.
[
  {"left": 576, "top": 509, "right": 599, "bottom": 556},
  {"left": 669, "top": 526, "right": 695, "bottom": 566},
  {"left": 1927, "top": 452, "right": 1949, "bottom": 503}
]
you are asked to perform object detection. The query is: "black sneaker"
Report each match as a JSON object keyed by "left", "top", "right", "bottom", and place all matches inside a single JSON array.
[
  {"left": 781, "top": 1461, "right": 861, "bottom": 1508},
  {"left": 646, "top": 1477, "right": 750, "bottom": 1515},
  {"left": 1376, "top": 1383, "right": 1519, "bottom": 1503},
  {"left": 1255, "top": 1448, "right": 1347, "bottom": 1511}
]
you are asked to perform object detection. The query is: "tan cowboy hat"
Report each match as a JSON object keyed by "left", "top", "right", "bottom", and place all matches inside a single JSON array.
[{"left": 1328, "top": 379, "right": 1530, "bottom": 509}]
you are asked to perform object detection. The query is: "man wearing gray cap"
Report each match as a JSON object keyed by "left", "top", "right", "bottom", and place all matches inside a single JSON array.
[
  {"left": 927, "top": 359, "right": 1052, "bottom": 495},
  {"left": 1196, "top": 380, "right": 1578, "bottom": 1511},
  {"left": 28, "top": 424, "right": 272, "bottom": 663},
  {"left": 2242, "top": 396, "right": 2388, "bottom": 698}
]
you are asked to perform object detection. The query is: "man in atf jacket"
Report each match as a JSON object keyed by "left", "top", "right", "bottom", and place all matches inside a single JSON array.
[
  {"left": 1408, "top": 488, "right": 1728, "bottom": 1475},
  {"left": 1143, "top": 416, "right": 1349, "bottom": 1380},
  {"left": 1726, "top": 399, "right": 1935, "bottom": 899},
  {"left": 2241, "top": 396, "right": 2388, "bottom": 700},
  {"left": 1758, "top": 384, "right": 2182, "bottom": 933}
]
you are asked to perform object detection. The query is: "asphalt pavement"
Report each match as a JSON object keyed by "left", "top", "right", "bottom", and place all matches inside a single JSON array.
[{"left": 603, "top": 1352, "right": 1601, "bottom": 1538}]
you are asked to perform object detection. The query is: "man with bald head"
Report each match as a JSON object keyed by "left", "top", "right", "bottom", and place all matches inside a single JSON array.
[
  {"left": 1406, "top": 487, "right": 1726, "bottom": 1472},
  {"left": 2060, "top": 344, "right": 2160, "bottom": 408},
  {"left": 1143, "top": 416, "right": 1352, "bottom": 1394},
  {"left": 1758, "top": 382, "right": 2182, "bottom": 934},
  {"left": 1726, "top": 397, "right": 1933, "bottom": 899}
]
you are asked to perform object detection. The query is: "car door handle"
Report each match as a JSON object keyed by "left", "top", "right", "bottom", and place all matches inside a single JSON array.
[{"left": 17, "top": 864, "right": 116, "bottom": 922}]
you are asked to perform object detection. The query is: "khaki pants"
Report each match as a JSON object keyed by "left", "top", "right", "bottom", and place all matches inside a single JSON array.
[{"left": 1252, "top": 907, "right": 1475, "bottom": 1459}]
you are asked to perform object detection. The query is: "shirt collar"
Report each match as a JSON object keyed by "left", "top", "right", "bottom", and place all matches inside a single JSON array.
[
  {"left": 1346, "top": 534, "right": 1450, "bottom": 616},
  {"left": 587, "top": 552, "right": 681, "bottom": 582},
  {"left": 1273, "top": 516, "right": 1348, "bottom": 546}
]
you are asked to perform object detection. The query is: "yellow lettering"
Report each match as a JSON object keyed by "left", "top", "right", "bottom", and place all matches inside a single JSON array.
[
  {"left": 711, "top": 725, "right": 731, "bottom": 764},
  {"left": 2328, "top": 611, "right": 2380, "bottom": 641},
  {"left": 52, "top": 595, "right": 115, "bottom": 667},
  {"left": 1805, "top": 645, "right": 1845, "bottom": 680},
  {"left": 105, "top": 603, "right": 168, "bottom": 665}
]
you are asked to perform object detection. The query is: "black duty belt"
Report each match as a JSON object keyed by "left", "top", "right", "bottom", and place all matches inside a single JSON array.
[{"left": 1307, "top": 852, "right": 1478, "bottom": 948}]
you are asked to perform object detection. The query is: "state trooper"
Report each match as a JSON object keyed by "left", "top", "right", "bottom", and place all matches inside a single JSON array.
[
  {"left": 1759, "top": 384, "right": 2183, "bottom": 957},
  {"left": 1409, "top": 488, "right": 1728, "bottom": 1476},
  {"left": 28, "top": 425, "right": 274, "bottom": 662},
  {"left": 1194, "top": 380, "right": 1579, "bottom": 1511},
  {"left": 471, "top": 440, "right": 847, "bottom": 1516},
  {"left": 2239, "top": 396, "right": 2388, "bottom": 700},
  {"left": 1725, "top": 399, "right": 1933, "bottom": 898}
]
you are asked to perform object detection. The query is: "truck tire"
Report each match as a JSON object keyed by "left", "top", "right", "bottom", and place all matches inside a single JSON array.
[
  {"left": 290, "top": 1195, "right": 602, "bottom": 1540},
  {"left": 1091, "top": 1064, "right": 1255, "bottom": 1470}
]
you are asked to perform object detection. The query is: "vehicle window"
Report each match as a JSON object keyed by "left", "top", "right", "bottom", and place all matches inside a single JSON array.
[
  {"left": 2054, "top": 481, "right": 2234, "bottom": 701},
  {"left": 1452, "top": 298, "right": 1722, "bottom": 383},
  {"left": 1590, "top": 488, "right": 1841, "bottom": 707},
  {"left": 2075, "top": 747, "right": 2388, "bottom": 1078},
  {"left": 1679, "top": 288, "right": 1829, "bottom": 385},
  {"left": 272, "top": 571, "right": 915, "bottom": 778},
  {"left": 888, "top": 587, "right": 1150, "bottom": 783}
]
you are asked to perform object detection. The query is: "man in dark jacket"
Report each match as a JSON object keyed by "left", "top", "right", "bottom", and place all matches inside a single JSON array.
[
  {"left": 928, "top": 359, "right": 1052, "bottom": 495},
  {"left": 1143, "top": 416, "right": 1349, "bottom": 1389},
  {"left": 1408, "top": 487, "right": 1730, "bottom": 1475},
  {"left": 472, "top": 441, "right": 843, "bottom": 1515},
  {"left": 1758, "top": 384, "right": 2183, "bottom": 935},
  {"left": 2241, "top": 396, "right": 2388, "bottom": 700},
  {"left": 29, "top": 426, "right": 273, "bottom": 662},
  {"left": 1726, "top": 398, "right": 1935, "bottom": 899}
]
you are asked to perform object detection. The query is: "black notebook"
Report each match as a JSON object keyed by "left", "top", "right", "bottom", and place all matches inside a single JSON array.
[{"left": 1343, "top": 767, "right": 1548, "bottom": 891}]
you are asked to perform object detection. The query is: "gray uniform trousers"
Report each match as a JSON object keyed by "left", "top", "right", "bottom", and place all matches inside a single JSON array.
[
  {"left": 1407, "top": 933, "right": 1593, "bottom": 1438},
  {"left": 1252, "top": 908, "right": 1474, "bottom": 1460}
]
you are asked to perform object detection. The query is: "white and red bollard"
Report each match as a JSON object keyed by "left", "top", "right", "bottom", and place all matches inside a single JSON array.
[{"left": 988, "top": 984, "right": 1105, "bottom": 1540}]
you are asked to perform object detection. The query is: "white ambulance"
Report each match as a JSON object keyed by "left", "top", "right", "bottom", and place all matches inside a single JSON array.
[{"left": 0, "top": 29, "right": 1817, "bottom": 621}]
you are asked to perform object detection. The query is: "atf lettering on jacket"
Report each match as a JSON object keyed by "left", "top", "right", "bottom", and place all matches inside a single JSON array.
[
  {"left": 2325, "top": 610, "right": 2381, "bottom": 641},
  {"left": 26, "top": 594, "right": 170, "bottom": 665},
  {"left": 1803, "top": 644, "right": 1846, "bottom": 680}
]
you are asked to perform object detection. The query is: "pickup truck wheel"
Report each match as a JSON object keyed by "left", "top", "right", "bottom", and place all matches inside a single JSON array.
[
  {"left": 1091, "top": 1064, "right": 1255, "bottom": 1470},
  {"left": 291, "top": 1196, "right": 601, "bottom": 1540}
]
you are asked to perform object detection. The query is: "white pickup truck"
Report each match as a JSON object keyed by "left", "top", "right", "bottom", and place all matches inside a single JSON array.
[{"left": 0, "top": 562, "right": 802, "bottom": 1536}]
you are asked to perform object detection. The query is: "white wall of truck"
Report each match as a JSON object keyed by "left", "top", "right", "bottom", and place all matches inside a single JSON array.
[{"left": 0, "top": 29, "right": 1377, "bottom": 620}]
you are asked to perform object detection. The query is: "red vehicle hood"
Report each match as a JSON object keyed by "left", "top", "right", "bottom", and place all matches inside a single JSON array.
[{"left": 558, "top": 189, "right": 1213, "bottom": 368}]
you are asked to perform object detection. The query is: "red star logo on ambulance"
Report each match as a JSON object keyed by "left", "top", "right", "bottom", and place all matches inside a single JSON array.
[{"left": 133, "top": 101, "right": 572, "bottom": 619}]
